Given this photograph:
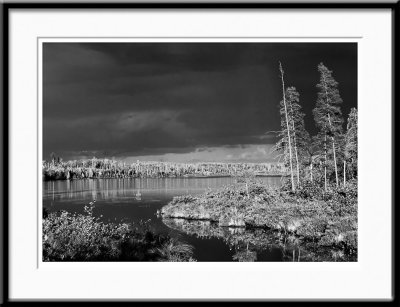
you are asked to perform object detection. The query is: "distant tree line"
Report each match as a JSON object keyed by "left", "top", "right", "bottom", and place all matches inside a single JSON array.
[
  {"left": 42, "top": 159, "right": 287, "bottom": 181},
  {"left": 275, "top": 62, "right": 358, "bottom": 192}
]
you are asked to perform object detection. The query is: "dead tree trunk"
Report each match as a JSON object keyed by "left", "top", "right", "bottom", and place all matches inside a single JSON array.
[
  {"left": 327, "top": 114, "right": 339, "bottom": 187},
  {"left": 279, "top": 62, "right": 295, "bottom": 192},
  {"left": 343, "top": 160, "right": 346, "bottom": 187},
  {"left": 289, "top": 101, "right": 300, "bottom": 187},
  {"left": 324, "top": 133, "right": 327, "bottom": 192}
]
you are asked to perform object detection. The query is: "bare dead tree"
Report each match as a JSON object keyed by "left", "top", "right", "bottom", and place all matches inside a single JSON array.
[{"left": 279, "top": 62, "right": 295, "bottom": 192}]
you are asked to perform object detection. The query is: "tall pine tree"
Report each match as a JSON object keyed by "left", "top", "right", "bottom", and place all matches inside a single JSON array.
[
  {"left": 286, "top": 86, "right": 310, "bottom": 187},
  {"left": 313, "top": 63, "right": 344, "bottom": 189}
]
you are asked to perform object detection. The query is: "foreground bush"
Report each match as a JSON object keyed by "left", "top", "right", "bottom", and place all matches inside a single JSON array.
[{"left": 43, "top": 202, "right": 196, "bottom": 262}]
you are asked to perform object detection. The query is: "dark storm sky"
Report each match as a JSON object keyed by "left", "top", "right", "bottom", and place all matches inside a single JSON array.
[{"left": 43, "top": 43, "right": 357, "bottom": 163}]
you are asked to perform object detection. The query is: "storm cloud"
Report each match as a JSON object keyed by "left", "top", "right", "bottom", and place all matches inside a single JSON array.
[{"left": 43, "top": 43, "right": 357, "bottom": 162}]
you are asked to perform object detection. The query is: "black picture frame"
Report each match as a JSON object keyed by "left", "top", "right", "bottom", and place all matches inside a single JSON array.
[{"left": 1, "top": 1, "right": 398, "bottom": 305}]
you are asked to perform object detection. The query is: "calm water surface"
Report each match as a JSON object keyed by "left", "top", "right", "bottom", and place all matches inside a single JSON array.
[{"left": 43, "top": 177, "right": 303, "bottom": 262}]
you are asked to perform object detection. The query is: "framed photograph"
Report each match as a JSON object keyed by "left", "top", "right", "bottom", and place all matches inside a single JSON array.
[{"left": 2, "top": 0, "right": 397, "bottom": 303}]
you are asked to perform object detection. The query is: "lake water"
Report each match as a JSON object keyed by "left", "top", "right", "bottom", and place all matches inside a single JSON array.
[{"left": 43, "top": 177, "right": 327, "bottom": 261}]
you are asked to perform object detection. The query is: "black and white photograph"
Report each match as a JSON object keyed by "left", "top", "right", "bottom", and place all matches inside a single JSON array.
[
  {"left": 42, "top": 42, "right": 358, "bottom": 262},
  {"left": 3, "top": 0, "right": 397, "bottom": 302}
]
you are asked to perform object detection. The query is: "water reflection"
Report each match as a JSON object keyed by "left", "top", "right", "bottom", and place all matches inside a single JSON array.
[
  {"left": 162, "top": 218, "right": 347, "bottom": 262},
  {"left": 43, "top": 177, "right": 281, "bottom": 202}
]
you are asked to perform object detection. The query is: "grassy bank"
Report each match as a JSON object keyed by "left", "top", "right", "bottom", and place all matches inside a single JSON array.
[
  {"left": 161, "top": 179, "right": 357, "bottom": 259},
  {"left": 43, "top": 203, "right": 196, "bottom": 262}
]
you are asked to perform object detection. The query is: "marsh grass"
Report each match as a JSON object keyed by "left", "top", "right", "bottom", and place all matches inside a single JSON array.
[{"left": 151, "top": 238, "right": 196, "bottom": 262}]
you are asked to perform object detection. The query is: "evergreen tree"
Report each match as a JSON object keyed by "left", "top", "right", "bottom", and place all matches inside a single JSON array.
[
  {"left": 50, "top": 152, "right": 56, "bottom": 165},
  {"left": 344, "top": 108, "right": 358, "bottom": 185},
  {"left": 286, "top": 87, "right": 311, "bottom": 185},
  {"left": 313, "top": 63, "right": 344, "bottom": 189}
]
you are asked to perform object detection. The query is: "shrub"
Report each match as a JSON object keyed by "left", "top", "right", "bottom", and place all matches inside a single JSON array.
[{"left": 43, "top": 201, "right": 195, "bottom": 262}]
